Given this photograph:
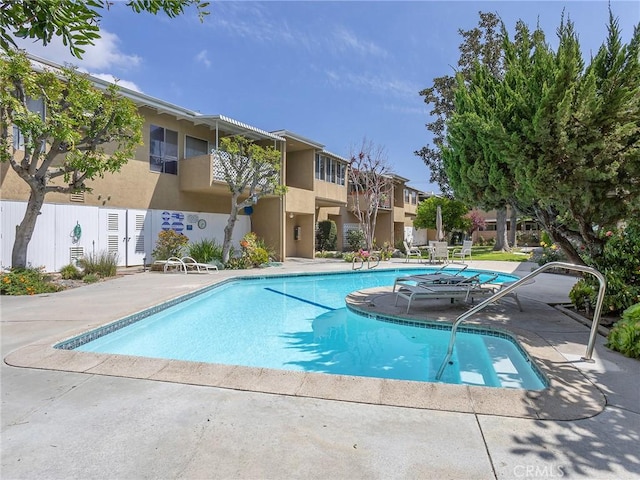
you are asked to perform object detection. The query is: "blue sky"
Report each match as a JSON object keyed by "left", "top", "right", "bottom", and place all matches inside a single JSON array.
[{"left": 16, "top": 1, "right": 640, "bottom": 193}]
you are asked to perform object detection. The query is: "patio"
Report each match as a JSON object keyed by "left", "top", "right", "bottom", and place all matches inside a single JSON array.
[{"left": 2, "top": 260, "right": 639, "bottom": 479}]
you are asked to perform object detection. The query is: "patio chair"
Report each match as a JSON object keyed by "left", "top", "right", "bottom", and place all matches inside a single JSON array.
[
  {"left": 403, "top": 241, "right": 423, "bottom": 263},
  {"left": 432, "top": 241, "right": 450, "bottom": 263},
  {"left": 181, "top": 256, "right": 219, "bottom": 273},
  {"left": 451, "top": 240, "right": 473, "bottom": 262}
]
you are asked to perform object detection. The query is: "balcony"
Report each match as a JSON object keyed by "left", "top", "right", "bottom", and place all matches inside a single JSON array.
[{"left": 180, "top": 149, "right": 276, "bottom": 195}]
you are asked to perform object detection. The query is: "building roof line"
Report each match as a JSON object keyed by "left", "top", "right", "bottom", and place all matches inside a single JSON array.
[{"left": 25, "top": 53, "right": 284, "bottom": 142}]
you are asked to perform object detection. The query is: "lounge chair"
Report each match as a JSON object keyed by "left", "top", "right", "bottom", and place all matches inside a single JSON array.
[
  {"left": 403, "top": 241, "right": 423, "bottom": 263},
  {"left": 392, "top": 264, "right": 470, "bottom": 292},
  {"left": 181, "top": 256, "right": 219, "bottom": 273},
  {"left": 153, "top": 256, "right": 188, "bottom": 274},
  {"left": 394, "top": 274, "right": 499, "bottom": 313},
  {"left": 451, "top": 240, "right": 473, "bottom": 262}
]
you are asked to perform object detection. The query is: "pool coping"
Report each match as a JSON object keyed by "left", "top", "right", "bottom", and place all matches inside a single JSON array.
[{"left": 4, "top": 268, "right": 606, "bottom": 421}]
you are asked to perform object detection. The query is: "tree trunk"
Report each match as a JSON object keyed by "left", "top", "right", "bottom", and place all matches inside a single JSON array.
[
  {"left": 493, "top": 208, "right": 511, "bottom": 252},
  {"left": 11, "top": 187, "right": 46, "bottom": 269},
  {"left": 222, "top": 197, "right": 240, "bottom": 264},
  {"left": 493, "top": 208, "right": 511, "bottom": 251},
  {"left": 549, "top": 229, "right": 586, "bottom": 266},
  {"left": 508, "top": 208, "right": 517, "bottom": 247}
]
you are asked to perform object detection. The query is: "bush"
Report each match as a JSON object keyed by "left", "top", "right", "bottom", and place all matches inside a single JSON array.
[
  {"left": 0, "top": 267, "right": 61, "bottom": 295},
  {"left": 225, "top": 256, "right": 250, "bottom": 270},
  {"left": 60, "top": 263, "right": 82, "bottom": 280},
  {"left": 582, "top": 221, "right": 640, "bottom": 314},
  {"left": 237, "top": 232, "right": 275, "bottom": 268},
  {"left": 535, "top": 241, "right": 566, "bottom": 266},
  {"left": 569, "top": 279, "right": 596, "bottom": 310},
  {"left": 188, "top": 238, "right": 223, "bottom": 263},
  {"left": 606, "top": 303, "right": 640, "bottom": 359},
  {"left": 78, "top": 250, "right": 118, "bottom": 277},
  {"left": 152, "top": 230, "right": 189, "bottom": 260},
  {"left": 375, "top": 241, "right": 393, "bottom": 260},
  {"left": 316, "top": 220, "right": 337, "bottom": 251},
  {"left": 83, "top": 273, "right": 100, "bottom": 284},
  {"left": 346, "top": 229, "right": 365, "bottom": 252}
]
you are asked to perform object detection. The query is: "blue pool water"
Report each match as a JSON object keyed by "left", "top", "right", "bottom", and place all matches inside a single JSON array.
[{"left": 67, "top": 268, "right": 546, "bottom": 390}]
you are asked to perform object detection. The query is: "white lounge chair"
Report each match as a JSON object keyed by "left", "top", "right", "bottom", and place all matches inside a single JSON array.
[
  {"left": 153, "top": 256, "right": 188, "bottom": 274},
  {"left": 403, "top": 241, "right": 423, "bottom": 263},
  {"left": 181, "top": 256, "right": 219, "bottom": 273},
  {"left": 451, "top": 240, "right": 473, "bottom": 262}
]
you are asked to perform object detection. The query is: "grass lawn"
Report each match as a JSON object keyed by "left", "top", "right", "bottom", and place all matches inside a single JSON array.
[{"left": 469, "top": 246, "right": 532, "bottom": 262}]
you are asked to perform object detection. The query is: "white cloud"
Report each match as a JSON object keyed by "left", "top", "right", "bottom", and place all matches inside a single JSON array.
[
  {"left": 195, "top": 49, "right": 211, "bottom": 68},
  {"left": 332, "top": 26, "right": 387, "bottom": 58},
  {"left": 90, "top": 73, "right": 142, "bottom": 93},
  {"left": 325, "top": 70, "right": 418, "bottom": 99},
  {"left": 13, "top": 29, "right": 143, "bottom": 93},
  {"left": 14, "top": 29, "right": 141, "bottom": 71}
]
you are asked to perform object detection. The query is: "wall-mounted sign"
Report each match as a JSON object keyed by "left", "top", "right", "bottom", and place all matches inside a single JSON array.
[{"left": 197, "top": 219, "right": 207, "bottom": 229}]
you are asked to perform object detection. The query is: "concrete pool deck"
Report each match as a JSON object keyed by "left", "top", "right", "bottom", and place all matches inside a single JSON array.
[{"left": 2, "top": 259, "right": 639, "bottom": 479}]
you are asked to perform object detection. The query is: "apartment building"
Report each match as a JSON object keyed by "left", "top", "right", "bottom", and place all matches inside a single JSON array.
[{"left": 1, "top": 56, "right": 426, "bottom": 271}]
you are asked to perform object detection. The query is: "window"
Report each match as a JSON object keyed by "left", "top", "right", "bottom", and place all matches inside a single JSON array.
[
  {"left": 149, "top": 125, "right": 178, "bottom": 174},
  {"left": 315, "top": 154, "right": 346, "bottom": 186},
  {"left": 315, "top": 154, "right": 325, "bottom": 181},
  {"left": 404, "top": 188, "right": 410, "bottom": 203},
  {"left": 13, "top": 97, "right": 45, "bottom": 151},
  {"left": 411, "top": 191, "right": 417, "bottom": 205},
  {"left": 185, "top": 135, "right": 208, "bottom": 158}
]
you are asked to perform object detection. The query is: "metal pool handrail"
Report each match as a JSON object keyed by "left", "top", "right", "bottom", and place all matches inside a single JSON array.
[{"left": 435, "top": 262, "right": 607, "bottom": 381}]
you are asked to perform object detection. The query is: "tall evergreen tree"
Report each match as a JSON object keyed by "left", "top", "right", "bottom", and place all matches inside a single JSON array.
[
  {"left": 417, "top": 12, "right": 512, "bottom": 250},
  {"left": 444, "top": 11, "right": 640, "bottom": 265}
]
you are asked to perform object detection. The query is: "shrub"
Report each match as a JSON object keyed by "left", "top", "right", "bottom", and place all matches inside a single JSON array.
[
  {"left": 225, "top": 256, "right": 250, "bottom": 270},
  {"left": 535, "top": 241, "right": 566, "bottom": 266},
  {"left": 237, "top": 232, "right": 275, "bottom": 268},
  {"left": 83, "top": 273, "right": 100, "bottom": 284},
  {"left": 78, "top": 250, "right": 118, "bottom": 277},
  {"left": 60, "top": 263, "right": 82, "bottom": 280},
  {"left": 0, "top": 267, "right": 61, "bottom": 295},
  {"left": 346, "top": 229, "right": 365, "bottom": 252},
  {"left": 395, "top": 239, "right": 405, "bottom": 253},
  {"left": 152, "top": 230, "right": 189, "bottom": 260},
  {"left": 582, "top": 221, "right": 640, "bottom": 314},
  {"left": 376, "top": 241, "right": 393, "bottom": 260},
  {"left": 249, "top": 247, "right": 270, "bottom": 266},
  {"left": 606, "top": 303, "right": 640, "bottom": 359},
  {"left": 569, "top": 280, "right": 597, "bottom": 310},
  {"left": 342, "top": 252, "right": 356, "bottom": 263},
  {"left": 188, "top": 238, "right": 223, "bottom": 263},
  {"left": 316, "top": 220, "right": 337, "bottom": 251}
]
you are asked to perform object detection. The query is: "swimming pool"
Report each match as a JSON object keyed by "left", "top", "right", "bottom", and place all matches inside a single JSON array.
[{"left": 58, "top": 268, "right": 546, "bottom": 390}]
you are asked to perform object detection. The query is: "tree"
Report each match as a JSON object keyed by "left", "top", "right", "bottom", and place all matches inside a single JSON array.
[
  {"left": 466, "top": 210, "right": 486, "bottom": 238},
  {"left": 216, "top": 136, "right": 285, "bottom": 263},
  {"left": 1, "top": 50, "right": 143, "bottom": 268},
  {"left": 416, "top": 12, "right": 512, "bottom": 250},
  {"left": 0, "top": 0, "right": 210, "bottom": 58},
  {"left": 414, "top": 196, "right": 471, "bottom": 239},
  {"left": 347, "top": 138, "right": 392, "bottom": 251},
  {"left": 444, "top": 11, "right": 640, "bottom": 265}
]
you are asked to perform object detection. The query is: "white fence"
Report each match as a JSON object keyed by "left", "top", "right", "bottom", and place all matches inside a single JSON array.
[{"left": 1, "top": 200, "right": 250, "bottom": 272}]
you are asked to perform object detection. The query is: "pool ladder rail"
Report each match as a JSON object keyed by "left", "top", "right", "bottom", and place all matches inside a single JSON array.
[
  {"left": 352, "top": 253, "right": 380, "bottom": 270},
  {"left": 435, "top": 262, "right": 607, "bottom": 381}
]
